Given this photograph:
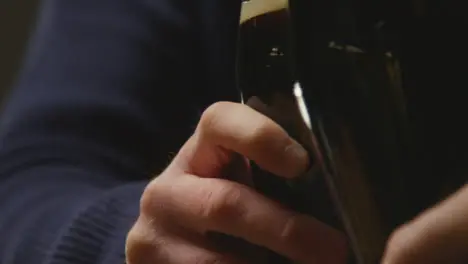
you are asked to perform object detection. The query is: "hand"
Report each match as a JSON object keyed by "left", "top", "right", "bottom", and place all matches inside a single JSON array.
[
  {"left": 382, "top": 184, "right": 468, "bottom": 264},
  {"left": 126, "top": 102, "right": 348, "bottom": 264}
]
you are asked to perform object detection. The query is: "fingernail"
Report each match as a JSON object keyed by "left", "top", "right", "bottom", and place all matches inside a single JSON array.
[{"left": 285, "top": 141, "right": 309, "bottom": 178}]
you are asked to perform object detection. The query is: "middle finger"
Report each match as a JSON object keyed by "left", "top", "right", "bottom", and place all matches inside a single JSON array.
[{"left": 158, "top": 173, "right": 348, "bottom": 264}]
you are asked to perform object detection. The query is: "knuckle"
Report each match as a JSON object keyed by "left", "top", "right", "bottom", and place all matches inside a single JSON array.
[
  {"left": 199, "top": 102, "right": 230, "bottom": 134},
  {"left": 384, "top": 225, "right": 413, "bottom": 263},
  {"left": 140, "top": 180, "right": 165, "bottom": 216},
  {"left": 126, "top": 220, "right": 162, "bottom": 264},
  {"left": 200, "top": 184, "right": 245, "bottom": 224}
]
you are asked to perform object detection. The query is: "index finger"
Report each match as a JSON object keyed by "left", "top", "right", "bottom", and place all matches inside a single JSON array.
[{"left": 186, "top": 102, "right": 310, "bottom": 179}]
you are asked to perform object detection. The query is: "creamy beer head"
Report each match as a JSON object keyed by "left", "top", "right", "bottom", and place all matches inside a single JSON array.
[{"left": 240, "top": 0, "right": 287, "bottom": 24}]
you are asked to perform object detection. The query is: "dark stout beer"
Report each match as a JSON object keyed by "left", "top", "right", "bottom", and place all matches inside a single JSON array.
[{"left": 238, "top": 0, "right": 468, "bottom": 263}]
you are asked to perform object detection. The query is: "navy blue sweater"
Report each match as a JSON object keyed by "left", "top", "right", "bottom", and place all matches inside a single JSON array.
[{"left": 0, "top": 0, "right": 241, "bottom": 263}]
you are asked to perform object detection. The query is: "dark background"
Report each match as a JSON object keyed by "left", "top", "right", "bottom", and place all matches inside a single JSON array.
[{"left": 0, "top": 1, "right": 40, "bottom": 101}]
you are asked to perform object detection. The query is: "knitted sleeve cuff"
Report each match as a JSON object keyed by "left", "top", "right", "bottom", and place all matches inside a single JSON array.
[{"left": 45, "top": 182, "right": 147, "bottom": 264}]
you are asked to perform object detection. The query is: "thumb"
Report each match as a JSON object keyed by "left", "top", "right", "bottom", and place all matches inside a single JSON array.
[{"left": 382, "top": 184, "right": 468, "bottom": 264}]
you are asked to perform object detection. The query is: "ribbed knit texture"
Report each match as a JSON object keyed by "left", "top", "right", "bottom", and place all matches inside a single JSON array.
[
  {"left": 45, "top": 183, "right": 146, "bottom": 264},
  {"left": 0, "top": 0, "right": 241, "bottom": 263}
]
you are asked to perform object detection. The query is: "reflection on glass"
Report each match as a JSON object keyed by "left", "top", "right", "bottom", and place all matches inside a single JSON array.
[{"left": 239, "top": 0, "right": 468, "bottom": 263}]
